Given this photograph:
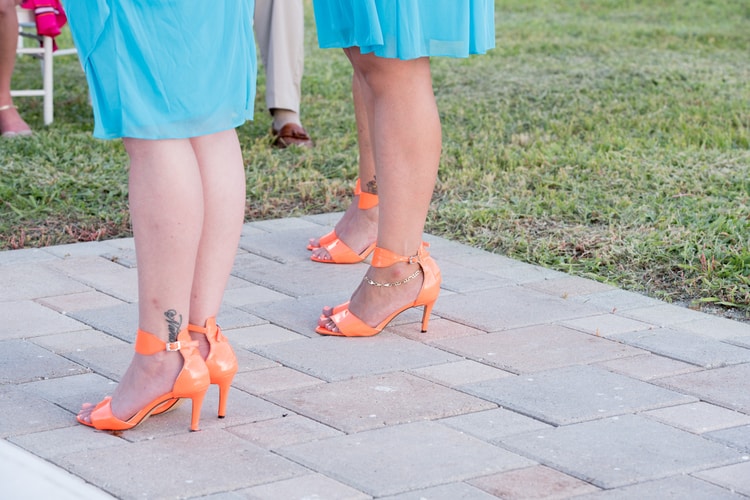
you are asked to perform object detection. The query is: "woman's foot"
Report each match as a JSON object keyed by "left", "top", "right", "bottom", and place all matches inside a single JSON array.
[
  {"left": 0, "top": 104, "right": 32, "bottom": 138},
  {"left": 317, "top": 261, "right": 424, "bottom": 333},
  {"left": 77, "top": 350, "right": 184, "bottom": 425},
  {"left": 309, "top": 197, "right": 379, "bottom": 262}
]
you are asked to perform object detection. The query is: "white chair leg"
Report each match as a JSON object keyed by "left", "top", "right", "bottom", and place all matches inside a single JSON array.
[{"left": 43, "top": 35, "right": 54, "bottom": 125}]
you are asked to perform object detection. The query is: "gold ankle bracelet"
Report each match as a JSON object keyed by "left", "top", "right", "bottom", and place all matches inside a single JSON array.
[{"left": 363, "top": 268, "right": 422, "bottom": 287}]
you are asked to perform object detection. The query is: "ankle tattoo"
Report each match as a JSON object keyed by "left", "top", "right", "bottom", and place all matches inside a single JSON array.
[
  {"left": 164, "top": 309, "right": 183, "bottom": 343},
  {"left": 366, "top": 176, "right": 378, "bottom": 195}
]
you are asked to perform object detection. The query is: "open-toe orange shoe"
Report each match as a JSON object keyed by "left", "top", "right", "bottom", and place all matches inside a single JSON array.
[
  {"left": 316, "top": 244, "right": 441, "bottom": 337},
  {"left": 151, "top": 317, "right": 238, "bottom": 418},
  {"left": 77, "top": 328, "right": 210, "bottom": 432},
  {"left": 308, "top": 178, "right": 378, "bottom": 264},
  {"left": 311, "top": 233, "right": 376, "bottom": 264},
  {"left": 317, "top": 243, "right": 433, "bottom": 323}
]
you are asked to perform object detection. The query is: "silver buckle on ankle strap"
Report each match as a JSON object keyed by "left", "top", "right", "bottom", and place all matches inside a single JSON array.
[{"left": 165, "top": 341, "right": 181, "bottom": 352}]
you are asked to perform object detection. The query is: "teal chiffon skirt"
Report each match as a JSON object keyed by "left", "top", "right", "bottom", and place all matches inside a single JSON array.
[
  {"left": 64, "top": 0, "right": 257, "bottom": 140},
  {"left": 312, "top": 0, "right": 495, "bottom": 59}
]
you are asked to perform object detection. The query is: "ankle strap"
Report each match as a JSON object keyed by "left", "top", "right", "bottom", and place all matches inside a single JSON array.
[
  {"left": 188, "top": 317, "right": 228, "bottom": 342},
  {"left": 371, "top": 243, "right": 429, "bottom": 268},
  {"left": 135, "top": 329, "right": 194, "bottom": 355},
  {"left": 354, "top": 178, "right": 378, "bottom": 210},
  {"left": 187, "top": 317, "right": 217, "bottom": 335}
]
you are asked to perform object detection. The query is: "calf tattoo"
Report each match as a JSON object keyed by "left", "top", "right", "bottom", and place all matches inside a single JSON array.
[{"left": 164, "top": 309, "right": 183, "bottom": 343}]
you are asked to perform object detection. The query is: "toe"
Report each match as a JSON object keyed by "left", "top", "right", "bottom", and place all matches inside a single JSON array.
[
  {"left": 77, "top": 408, "right": 92, "bottom": 424},
  {"left": 317, "top": 252, "right": 332, "bottom": 261}
]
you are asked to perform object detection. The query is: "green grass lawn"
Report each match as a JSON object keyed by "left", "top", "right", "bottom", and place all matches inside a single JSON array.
[{"left": 1, "top": 0, "right": 748, "bottom": 319}]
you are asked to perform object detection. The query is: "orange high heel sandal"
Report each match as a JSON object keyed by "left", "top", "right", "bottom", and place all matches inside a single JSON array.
[
  {"left": 77, "top": 328, "right": 210, "bottom": 432},
  {"left": 308, "top": 178, "right": 378, "bottom": 264},
  {"left": 318, "top": 242, "right": 432, "bottom": 322},
  {"left": 187, "top": 317, "right": 238, "bottom": 418},
  {"left": 151, "top": 317, "right": 238, "bottom": 418},
  {"left": 315, "top": 245, "right": 441, "bottom": 337}
]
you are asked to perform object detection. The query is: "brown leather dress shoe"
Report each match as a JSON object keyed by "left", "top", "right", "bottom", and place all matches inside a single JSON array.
[{"left": 271, "top": 123, "right": 314, "bottom": 148}]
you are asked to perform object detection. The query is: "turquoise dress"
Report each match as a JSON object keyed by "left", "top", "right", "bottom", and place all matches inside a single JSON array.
[
  {"left": 312, "top": 0, "right": 495, "bottom": 59},
  {"left": 63, "top": 0, "right": 257, "bottom": 140}
]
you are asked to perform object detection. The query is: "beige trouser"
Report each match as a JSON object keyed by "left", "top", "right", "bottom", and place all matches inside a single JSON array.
[{"left": 254, "top": 0, "right": 304, "bottom": 114}]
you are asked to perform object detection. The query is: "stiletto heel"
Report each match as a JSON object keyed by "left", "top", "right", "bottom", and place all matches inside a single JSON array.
[
  {"left": 77, "top": 328, "right": 210, "bottom": 432},
  {"left": 421, "top": 302, "right": 435, "bottom": 332},
  {"left": 316, "top": 244, "right": 441, "bottom": 337},
  {"left": 188, "top": 317, "right": 238, "bottom": 418},
  {"left": 308, "top": 178, "right": 379, "bottom": 264},
  {"left": 189, "top": 390, "right": 206, "bottom": 432},
  {"left": 215, "top": 378, "right": 232, "bottom": 419}
]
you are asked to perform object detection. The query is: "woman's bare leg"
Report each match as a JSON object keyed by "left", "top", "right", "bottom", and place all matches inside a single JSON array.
[
  {"left": 320, "top": 48, "right": 441, "bottom": 330},
  {"left": 309, "top": 71, "right": 378, "bottom": 259},
  {"left": 0, "top": 0, "right": 31, "bottom": 135},
  {"left": 78, "top": 137, "right": 204, "bottom": 423},
  {"left": 188, "top": 129, "right": 246, "bottom": 344}
]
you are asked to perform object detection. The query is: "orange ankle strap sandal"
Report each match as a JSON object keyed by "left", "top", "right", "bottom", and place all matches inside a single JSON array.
[
  {"left": 187, "top": 317, "right": 238, "bottom": 418},
  {"left": 308, "top": 178, "right": 378, "bottom": 264},
  {"left": 318, "top": 242, "right": 432, "bottom": 321},
  {"left": 77, "top": 329, "right": 210, "bottom": 432},
  {"left": 315, "top": 244, "right": 441, "bottom": 337}
]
